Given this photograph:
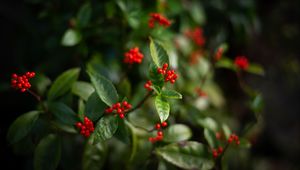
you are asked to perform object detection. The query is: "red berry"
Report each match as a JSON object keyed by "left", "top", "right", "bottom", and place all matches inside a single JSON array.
[
  {"left": 157, "top": 131, "right": 163, "bottom": 136},
  {"left": 163, "top": 63, "right": 168, "bottom": 69},
  {"left": 149, "top": 13, "right": 171, "bottom": 29},
  {"left": 228, "top": 137, "right": 233, "bottom": 143},
  {"left": 216, "top": 132, "right": 221, "bottom": 140},
  {"left": 234, "top": 56, "right": 249, "bottom": 70},
  {"left": 116, "top": 102, "right": 121, "bottom": 108},
  {"left": 124, "top": 47, "right": 144, "bottom": 64},
  {"left": 126, "top": 104, "right": 132, "bottom": 109},
  {"left": 236, "top": 140, "right": 240, "bottom": 145},
  {"left": 105, "top": 108, "right": 113, "bottom": 113},
  {"left": 156, "top": 135, "right": 163, "bottom": 141},
  {"left": 218, "top": 146, "right": 223, "bottom": 154},
  {"left": 122, "top": 101, "right": 128, "bottom": 106},
  {"left": 161, "top": 121, "right": 168, "bottom": 127},
  {"left": 11, "top": 73, "right": 18, "bottom": 79},
  {"left": 148, "top": 137, "right": 155, "bottom": 143},
  {"left": 117, "top": 108, "right": 122, "bottom": 114},
  {"left": 119, "top": 113, "right": 125, "bottom": 119},
  {"left": 75, "top": 122, "right": 82, "bottom": 128},
  {"left": 213, "top": 150, "right": 218, "bottom": 158},
  {"left": 155, "top": 123, "right": 161, "bottom": 130}
]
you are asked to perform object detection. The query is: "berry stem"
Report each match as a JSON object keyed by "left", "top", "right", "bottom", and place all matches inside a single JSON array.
[
  {"left": 236, "top": 71, "right": 256, "bottom": 95},
  {"left": 126, "top": 91, "right": 153, "bottom": 114},
  {"left": 27, "top": 89, "right": 41, "bottom": 102},
  {"left": 130, "top": 123, "right": 155, "bottom": 132},
  {"left": 27, "top": 89, "right": 48, "bottom": 113}
]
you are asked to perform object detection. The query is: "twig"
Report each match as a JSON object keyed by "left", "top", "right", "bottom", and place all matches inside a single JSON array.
[
  {"left": 126, "top": 91, "right": 153, "bottom": 114},
  {"left": 130, "top": 123, "right": 155, "bottom": 132},
  {"left": 27, "top": 89, "right": 48, "bottom": 112},
  {"left": 27, "top": 89, "right": 41, "bottom": 102}
]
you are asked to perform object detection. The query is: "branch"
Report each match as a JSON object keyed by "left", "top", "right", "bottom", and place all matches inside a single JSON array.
[{"left": 126, "top": 91, "right": 153, "bottom": 114}]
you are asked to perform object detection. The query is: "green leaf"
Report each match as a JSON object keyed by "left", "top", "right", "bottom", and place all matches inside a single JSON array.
[
  {"left": 87, "top": 70, "right": 119, "bottom": 106},
  {"left": 204, "top": 128, "right": 219, "bottom": 148},
  {"left": 149, "top": 37, "right": 169, "bottom": 68},
  {"left": 31, "top": 73, "right": 51, "bottom": 95},
  {"left": 7, "top": 111, "right": 40, "bottom": 144},
  {"left": 149, "top": 64, "right": 164, "bottom": 88},
  {"left": 34, "top": 134, "right": 61, "bottom": 170},
  {"left": 118, "top": 78, "right": 131, "bottom": 98},
  {"left": 77, "top": 3, "right": 92, "bottom": 28},
  {"left": 156, "top": 141, "right": 214, "bottom": 170},
  {"left": 239, "top": 138, "right": 252, "bottom": 148},
  {"left": 152, "top": 85, "right": 162, "bottom": 94},
  {"left": 215, "top": 57, "right": 236, "bottom": 71},
  {"left": 189, "top": 2, "right": 206, "bottom": 24},
  {"left": 163, "top": 124, "right": 192, "bottom": 142},
  {"left": 48, "top": 68, "right": 80, "bottom": 100},
  {"left": 155, "top": 96, "right": 170, "bottom": 123},
  {"left": 114, "top": 118, "right": 131, "bottom": 144},
  {"left": 48, "top": 102, "right": 78, "bottom": 126},
  {"left": 246, "top": 64, "right": 265, "bottom": 76},
  {"left": 78, "top": 99, "right": 85, "bottom": 122},
  {"left": 221, "top": 123, "right": 232, "bottom": 139},
  {"left": 85, "top": 92, "right": 106, "bottom": 121},
  {"left": 50, "top": 121, "right": 77, "bottom": 134},
  {"left": 161, "top": 89, "right": 182, "bottom": 99},
  {"left": 91, "top": 116, "right": 118, "bottom": 144},
  {"left": 250, "top": 93, "right": 264, "bottom": 115},
  {"left": 82, "top": 139, "right": 107, "bottom": 170},
  {"left": 61, "top": 29, "right": 82, "bottom": 46},
  {"left": 72, "top": 81, "right": 94, "bottom": 101},
  {"left": 196, "top": 117, "right": 218, "bottom": 132}
]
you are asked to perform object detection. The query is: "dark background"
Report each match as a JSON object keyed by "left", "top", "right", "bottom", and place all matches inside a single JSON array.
[{"left": 1, "top": 0, "right": 299, "bottom": 169}]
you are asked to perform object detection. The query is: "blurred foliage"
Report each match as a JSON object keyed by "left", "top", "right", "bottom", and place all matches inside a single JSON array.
[{"left": 3, "top": 0, "right": 288, "bottom": 170}]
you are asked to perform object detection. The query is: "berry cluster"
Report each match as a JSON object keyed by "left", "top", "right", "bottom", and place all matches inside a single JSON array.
[
  {"left": 195, "top": 87, "right": 207, "bottom": 97},
  {"left": 157, "top": 63, "right": 178, "bottom": 84},
  {"left": 185, "top": 27, "right": 206, "bottom": 46},
  {"left": 148, "top": 13, "right": 171, "bottom": 28},
  {"left": 124, "top": 47, "right": 144, "bottom": 64},
  {"left": 212, "top": 146, "right": 224, "bottom": 158},
  {"left": 105, "top": 101, "right": 132, "bottom": 119},
  {"left": 189, "top": 50, "right": 203, "bottom": 65},
  {"left": 75, "top": 117, "right": 95, "bottom": 137},
  {"left": 228, "top": 133, "right": 240, "bottom": 145},
  {"left": 11, "top": 72, "right": 35, "bottom": 92},
  {"left": 234, "top": 56, "right": 249, "bottom": 70},
  {"left": 214, "top": 47, "right": 224, "bottom": 61},
  {"left": 148, "top": 121, "right": 168, "bottom": 143},
  {"left": 144, "top": 80, "right": 153, "bottom": 91}
]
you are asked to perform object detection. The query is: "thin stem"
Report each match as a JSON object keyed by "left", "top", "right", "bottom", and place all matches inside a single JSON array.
[
  {"left": 213, "top": 142, "right": 230, "bottom": 170},
  {"left": 27, "top": 89, "right": 41, "bottom": 102},
  {"left": 236, "top": 71, "right": 257, "bottom": 97},
  {"left": 27, "top": 89, "right": 48, "bottom": 112},
  {"left": 126, "top": 91, "right": 153, "bottom": 114},
  {"left": 130, "top": 123, "right": 155, "bottom": 132}
]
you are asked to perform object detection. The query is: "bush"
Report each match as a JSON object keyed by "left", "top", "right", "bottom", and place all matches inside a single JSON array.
[{"left": 6, "top": 0, "right": 264, "bottom": 169}]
